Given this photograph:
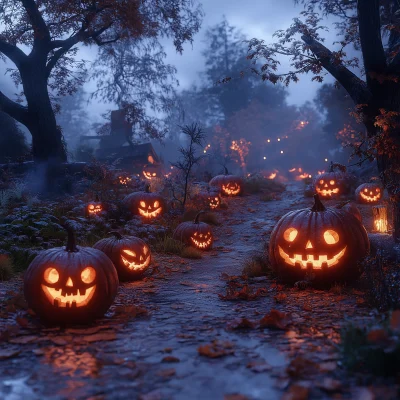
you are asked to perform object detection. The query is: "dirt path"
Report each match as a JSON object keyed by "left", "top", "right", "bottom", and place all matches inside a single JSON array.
[{"left": 0, "top": 184, "right": 384, "bottom": 399}]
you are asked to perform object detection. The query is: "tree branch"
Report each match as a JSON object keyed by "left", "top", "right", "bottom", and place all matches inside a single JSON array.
[
  {"left": 357, "top": 0, "right": 387, "bottom": 77},
  {"left": 301, "top": 34, "right": 371, "bottom": 104},
  {"left": 0, "top": 40, "right": 27, "bottom": 67},
  {"left": 20, "top": 0, "right": 51, "bottom": 44},
  {"left": 0, "top": 91, "right": 29, "bottom": 125}
]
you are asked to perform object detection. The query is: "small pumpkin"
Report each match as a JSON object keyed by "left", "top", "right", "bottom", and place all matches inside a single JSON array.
[
  {"left": 86, "top": 194, "right": 104, "bottom": 217},
  {"left": 195, "top": 188, "right": 221, "bottom": 210},
  {"left": 24, "top": 224, "right": 119, "bottom": 324},
  {"left": 209, "top": 167, "right": 243, "bottom": 196},
  {"left": 355, "top": 182, "right": 382, "bottom": 204},
  {"left": 123, "top": 185, "right": 165, "bottom": 219},
  {"left": 314, "top": 162, "right": 351, "bottom": 198},
  {"left": 93, "top": 232, "right": 151, "bottom": 281},
  {"left": 118, "top": 175, "right": 132, "bottom": 186},
  {"left": 269, "top": 194, "right": 369, "bottom": 283},
  {"left": 173, "top": 211, "right": 213, "bottom": 250}
]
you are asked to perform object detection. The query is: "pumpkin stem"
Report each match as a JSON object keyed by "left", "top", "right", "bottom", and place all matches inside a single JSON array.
[
  {"left": 62, "top": 223, "right": 78, "bottom": 252},
  {"left": 224, "top": 166, "right": 229, "bottom": 175},
  {"left": 311, "top": 194, "right": 326, "bottom": 212},
  {"left": 194, "top": 211, "right": 205, "bottom": 223},
  {"left": 108, "top": 231, "right": 123, "bottom": 240},
  {"left": 145, "top": 184, "right": 151, "bottom": 193}
]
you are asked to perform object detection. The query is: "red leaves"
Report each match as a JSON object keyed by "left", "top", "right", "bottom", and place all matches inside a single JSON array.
[
  {"left": 198, "top": 340, "right": 235, "bottom": 358},
  {"left": 259, "top": 309, "right": 292, "bottom": 330},
  {"left": 219, "top": 282, "right": 267, "bottom": 301},
  {"left": 227, "top": 318, "right": 257, "bottom": 330}
]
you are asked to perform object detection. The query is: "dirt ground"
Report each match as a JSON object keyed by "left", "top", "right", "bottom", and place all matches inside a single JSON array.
[{"left": 0, "top": 183, "right": 397, "bottom": 400}]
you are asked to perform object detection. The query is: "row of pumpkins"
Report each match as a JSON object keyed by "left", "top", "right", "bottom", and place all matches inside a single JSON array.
[
  {"left": 23, "top": 167, "right": 372, "bottom": 325},
  {"left": 313, "top": 162, "right": 382, "bottom": 204},
  {"left": 23, "top": 169, "right": 244, "bottom": 324}
]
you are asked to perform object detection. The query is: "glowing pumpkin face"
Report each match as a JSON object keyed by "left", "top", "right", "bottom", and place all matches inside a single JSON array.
[
  {"left": 24, "top": 226, "right": 119, "bottom": 324},
  {"left": 314, "top": 162, "right": 352, "bottom": 198},
  {"left": 208, "top": 195, "right": 221, "bottom": 209},
  {"left": 93, "top": 233, "right": 152, "bottom": 281},
  {"left": 209, "top": 169, "right": 243, "bottom": 197},
  {"left": 87, "top": 202, "right": 103, "bottom": 216},
  {"left": 173, "top": 212, "right": 214, "bottom": 250},
  {"left": 269, "top": 194, "right": 369, "bottom": 283},
  {"left": 122, "top": 189, "right": 165, "bottom": 220},
  {"left": 355, "top": 183, "right": 382, "bottom": 204},
  {"left": 119, "top": 176, "right": 132, "bottom": 186},
  {"left": 142, "top": 165, "right": 159, "bottom": 180},
  {"left": 315, "top": 178, "right": 340, "bottom": 197}
]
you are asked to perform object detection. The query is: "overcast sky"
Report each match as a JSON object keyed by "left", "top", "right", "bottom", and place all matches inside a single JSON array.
[{"left": 0, "top": 0, "right": 341, "bottom": 127}]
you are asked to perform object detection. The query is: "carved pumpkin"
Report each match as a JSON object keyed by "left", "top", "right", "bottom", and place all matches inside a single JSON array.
[
  {"left": 86, "top": 195, "right": 103, "bottom": 217},
  {"left": 209, "top": 167, "right": 243, "bottom": 196},
  {"left": 195, "top": 189, "right": 221, "bottom": 210},
  {"left": 142, "top": 165, "right": 159, "bottom": 180},
  {"left": 314, "top": 162, "right": 351, "bottom": 198},
  {"left": 173, "top": 212, "right": 213, "bottom": 250},
  {"left": 93, "top": 232, "right": 151, "bottom": 281},
  {"left": 208, "top": 193, "right": 221, "bottom": 210},
  {"left": 119, "top": 175, "right": 132, "bottom": 186},
  {"left": 122, "top": 186, "right": 165, "bottom": 219},
  {"left": 24, "top": 225, "right": 119, "bottom": 324},
  {"left": 269, "top": 194, "right": 369, "bottom": 283},
  {"left": 355, "top": 183, "right": 382, "bottom": 204}
]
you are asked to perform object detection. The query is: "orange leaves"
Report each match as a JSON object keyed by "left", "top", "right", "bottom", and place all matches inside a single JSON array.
[
  {"left": 198, "top": 340, "right": 235, "bottom": 358},
  {"left": 219, "top": 282, "right": 267, "bottom": 301},
  {"left": 259, "top": 309, "right": 292, "bottom": 330}
]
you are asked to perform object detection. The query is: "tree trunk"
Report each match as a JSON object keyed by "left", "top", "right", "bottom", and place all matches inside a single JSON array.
[{"left": 20, "top": 63, "right": 67, "bottom": 163}]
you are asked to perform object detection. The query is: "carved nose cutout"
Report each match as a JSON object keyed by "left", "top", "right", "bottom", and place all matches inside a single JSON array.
[
  {"left": 306, "top": 241, "right": 313, "bottom": 249},
  {"left": 66, "top": 277, "right": 73, "bottom": 287},
  {"left": 324, "top": 184, "right": 328, "bottom": 187}
]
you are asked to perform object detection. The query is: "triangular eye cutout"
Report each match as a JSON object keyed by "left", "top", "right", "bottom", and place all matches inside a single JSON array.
[{"left": 306, "top": 241, "right": 313, "bottom": 249}]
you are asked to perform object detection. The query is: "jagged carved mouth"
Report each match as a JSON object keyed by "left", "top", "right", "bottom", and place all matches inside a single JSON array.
[
  {"left": 121, "top": 253, "right": 151, "bottom": 270},
  {"left": 360, "top": 192, "right": 380, "bottom": 202},
  {"left": 316, "top": 187, "right": 339, "bottom": 196},
  {"left": 41, "top": 285, "right": 96, "bottom": 308},
  {"left": 138, "top": 207, "right": 162, "bottom": 218},
  {"left": 143, "top": 171, "right": 157, "bottom": 180},
  {"left": 191, "top": 235, "right": 212, "bottom": 249},
  {"left": 278, "top": 246, "right": 347, "bottom": 269},
  {"left": 222, "top": 184, "right": 240, "bottom": 195},
  {"left": 88, "top": 208, "right": 102, "bottom": 214}
]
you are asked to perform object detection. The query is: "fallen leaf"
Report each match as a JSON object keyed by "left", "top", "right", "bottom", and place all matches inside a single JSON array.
[
  {"left": 286, "top": 356, "right": 319, "bottom": 378},
  {"left": 260, "top": 309, "right": 292, "bottom": 330},
  {"left": 198, "top": 340, "right": 234, "bottom": 358},
  {"left": 162, "top": 356, "right": 180, "bottom": 363},
  {"left": 317, "top": 377, "right": 342, "bottom": 393},
  {"left": 246, "top": 361, "right": 272, "bottom": 372},
  {"left": 390, "top": 310, "right": 400, "bottom": 332},
  {"left": 0, "top": 349, "right": 20, "bottom": 360},
  {"left": 157, "top": 368, "right": 176, "bottom": 378},
  {"left": 82, "top": 331, "right": 116, "bottom": 343},
  {"left": 9, "top": 335, "right": 37, "bottom": 344},
  {"left": 366, "top": 328, "right": 389, "bottom": 344},
  {"left": 281, "top": 384, "right": 309, "bottom": 400}
]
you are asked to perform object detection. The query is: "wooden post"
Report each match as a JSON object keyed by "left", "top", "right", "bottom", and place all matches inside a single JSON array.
[{"left": 372, "top": 205, "right": 388, "bottom": 233}]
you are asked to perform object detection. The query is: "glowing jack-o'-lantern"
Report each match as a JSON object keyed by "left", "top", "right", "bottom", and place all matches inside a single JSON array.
[
  {"left": 93, "top": 232, "right": 151, "bottom": 281},
  {"left": 119, "top": 175, "right": 132, "bottom": 186},
  {"left": 209, "top": 167, "right": 243, "bottom": 197},
  {"left": 173, "top": 212, "right": 213, "bottom": 250},
  {"left": 86, "top": 195, "right": 103, "bottom": 217},
  {"left": 269, "top": 194, "right": 369, "bottom": 283},
  {"left": 314, "top": 162, "right": 351, "bottom": 198},
  {"left": 122, "top": 186, "right": 165, "bottom": 219},
  {"left": 355, "top": 183, "right": 382, "bottom": 204},
  {"left": 24, "top": 224, "right": 119, "bottom": 324},
  {"left": 208, "top": 194, "right": 221, "bottom": 209},
  {"left": 142, "top": 165, "right": 159, "bottom": 180}
]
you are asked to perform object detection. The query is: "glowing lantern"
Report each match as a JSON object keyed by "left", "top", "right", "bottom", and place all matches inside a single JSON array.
[
  {"left": 173, "top": 212, "right": 213, "bottom": 250},
  {"left": 269, "top": 194, "right": 369, "bottom": 283},
  {"left": 355, "top": 183, "right": 382, "bottom": 204},
  {"left": 24, "top": 224, "right": 119, "bottom": 324},
  {"left": 209, "top": 167, "right": 243, "bottom": 196},
  {"left": 119, "top": 175, "right": 132, "bottom": 186},
  {"left": 314, "top": 162, "right": 350, "bottom": 198},
  {"left": 122, "top": 186, "right": 165, "bottom": 219},
  {"left": 93, "top": 232, "right": 151, "bottom": 281},
  {"left": 86, "top": 195, "right": 103, "bottom": 217},
  {"left": 372, "top": 205, "right": 388, "bottom": 233}
]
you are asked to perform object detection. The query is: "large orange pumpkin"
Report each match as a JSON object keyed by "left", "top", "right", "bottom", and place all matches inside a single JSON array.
[
  {"left": 355, "top": 182, "right": 382, "bottom": 204},
  {"left": 269, "top": 194, "right": 369, "bottom": 283},
  {"left": 314, "top": 162, "right": 351, "bottom": 198},
  {"left": 24, "top": 225, "right": 119, "bottom": 324},
  {"left": 93, "top": 232, "right": 151, "bottom": 281}
]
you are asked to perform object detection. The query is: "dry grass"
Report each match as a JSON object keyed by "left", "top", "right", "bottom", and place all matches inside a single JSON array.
[
  {"left": 181, "top": 247, "right": 203, "bottom": 259},
  {"left": 243, "top": 175, "right": 286, "bottom": 195},
  {"left": 154, "top": 235, "right": 184, "bottom": 255},
  {"left": 0, "top": 255, "right": 14, "bottom": 281},
  {"left": 242, "top": 253, "right": 272, "bottom": 278}
]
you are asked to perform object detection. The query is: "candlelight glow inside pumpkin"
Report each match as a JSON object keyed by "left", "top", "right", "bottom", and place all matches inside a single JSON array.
[
  {"left": 119, "top": 176, "right": 132, "bottom": 185},
  {"left": 41, "top": 266, "right": 96, "bottom": 308},
  {"left": 315, "top": 179, "right": 339, "bottom": 197},
  {"left": 314, "top": 162, "right": 351, "bottom": 198},
  {"left": 361, "top": 187, "right": 380, "bottom": 202},
  {"left": 121, "top": 247, "right": 151, "bottom": 271},
  {"left": 191, "top": 231, "right": 213, "bottom": 249},
  {"left": 355, "top": 183, "right": 382, "bottom": 204},
  {"left": 222, "top": 183, "right": 241, "bottom": 196},
  {"left": 87, "top": 203, "right": 103, "bottom": 215},
  {"left": 139, "top": 200, "right": 162, "bottom": 218},
  {"left": 143, "top": 171, "right": 157, "bottom": 180},
  {"left": 209, "top": 196, "right": 221, "bottom": 209}
]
